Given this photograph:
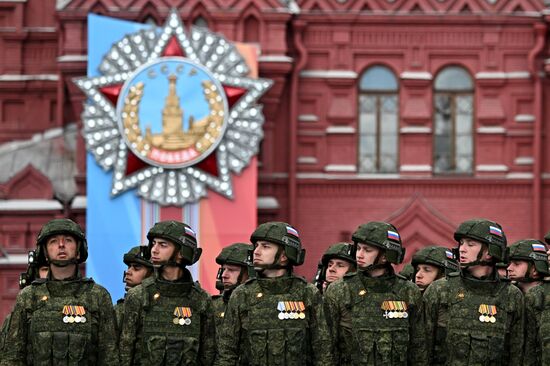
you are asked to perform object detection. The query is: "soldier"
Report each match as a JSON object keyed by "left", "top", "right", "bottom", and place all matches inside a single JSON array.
[
  {"left": 313, "top": 242, "right": 356, "bottom": 293},
  {"left": 114, "top": 245, "right": 154, "bottom": 328},
  {"left": 119, "top": 220, "right": 216, "bottom": 365},
  {"left": 507, "top": 239, "right": 549, "bottom": 294},
  {"left": 324, "top": 221, "right": 427, "bottom": 365},
  {"left": 212, "top": 242, "right": 253, "bottom": 327},
  {"left": 411, "top": 245, "right": 458, "bottom": 293},
  {"left": 0, "top": 218, "right": 119, "bottom": 365},
  {"left": 215, "top": 221, "right": 334, "bottom": 365},
  {"left": 424, "top": 219, "right": 524, "bottom": 365},
  {"left": 523, "top": 240, "right": 550, "bottom": 366},
  {"left": 0, "top": 249, "right": 49, "bottom": 360}
]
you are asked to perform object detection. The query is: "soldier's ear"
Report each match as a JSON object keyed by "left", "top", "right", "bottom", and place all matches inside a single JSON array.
[{"left": 279, "top": 251, "right": 289, "bottom": 265}]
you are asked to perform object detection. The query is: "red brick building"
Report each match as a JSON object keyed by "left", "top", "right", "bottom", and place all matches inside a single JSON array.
[{"left": 1, "top": 0, "right": 550, "bottom": 318}]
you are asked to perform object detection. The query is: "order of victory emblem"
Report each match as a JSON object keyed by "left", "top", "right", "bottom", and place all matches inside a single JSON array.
[{"left": 75, "top": 10, "right": 272, "bottom": 205}]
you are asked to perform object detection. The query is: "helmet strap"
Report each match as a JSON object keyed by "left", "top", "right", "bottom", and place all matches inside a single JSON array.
[{"left": 460, "top": 243, "right": 494, "bottom": 268}]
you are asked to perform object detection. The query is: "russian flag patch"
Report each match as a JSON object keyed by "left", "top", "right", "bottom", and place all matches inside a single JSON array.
[
  {"left": 387, "top": 230, "right": 400, "bottom": 241},
  {"left": 446, "top": 250, "right": 454, "bottom": 259},
  {"left": 489, "top": 226, "right": 503, "bottom": 237},
  {"left": 532, "top": 243, "right": 546, "bottom": 252},
  {"left": 184, "top": 226, "right": 196, "bottom": 238},
  {"left": 286, "top": 226, "right": 299, "bottom": 237}
]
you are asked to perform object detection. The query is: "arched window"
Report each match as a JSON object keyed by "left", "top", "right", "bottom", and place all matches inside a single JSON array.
[
  {"left": 358, "top": 65, "right": 399, "bottom": 173},
  {"left": 433, "top": 66, "right": 474, "bottom": 174}
]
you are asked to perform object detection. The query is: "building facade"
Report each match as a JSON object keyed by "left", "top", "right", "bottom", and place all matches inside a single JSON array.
[{"left": 0, "top": 0, "right": 549, "bottom": 318}]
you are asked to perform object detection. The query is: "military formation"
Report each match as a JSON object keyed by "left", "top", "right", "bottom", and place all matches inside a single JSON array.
[{"left": 1, "top": 216, "right": 550, "bottom": 365}]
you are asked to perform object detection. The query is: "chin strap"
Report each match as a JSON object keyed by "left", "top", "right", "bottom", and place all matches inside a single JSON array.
[
  {"left": 459, "top": 244, "right": 494, "bottom": 268},
  {"left": 254, "top": 247, "right": 290, "bottom": 272},
  {"left": 358, "top": 251, "right": 392, "bottom": 273},
  {"left": 513, "top": 262, "right": 542, "bottom": 282}
]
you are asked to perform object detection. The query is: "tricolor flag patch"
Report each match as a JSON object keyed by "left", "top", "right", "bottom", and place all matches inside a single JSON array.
[
  {"left": 489, "top": 226, "right": 503, "bottom": 237},
  {"left": 387, "top": 230, "right": 400, "bottom": 241},
  {"left": 184, "top": 226, "right": 196, "bottom": 238},
  {"left": 446, "top": 250, "right": 454, "bottom": 259},
  {"left": 532, "top": 243, "right": 547, "bottom": 252},
  {"left": 286, "top": 226, "right": 299, "bottom": 237}
]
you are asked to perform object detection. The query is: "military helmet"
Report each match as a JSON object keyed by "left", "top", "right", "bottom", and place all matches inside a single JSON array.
[
  {"left": 411, "top": 246, "right": 459, "bottom": 274},
  {"left": 454, "top": 219, "right": 507, "bottom": 261},
  {"left": 147, "top": 221, "right": 202, "bottom": 265},
  {"left": 399, "top": 263, "right": 415, "bottom": 281},
  {"left": 250, "top": 221, "right": 305, "bottom": 266},
  {"left": 351, "top": 222, "right": 405, "bottom": 264},
  {"left": 123, "top": 245, "right": 153, "bottom": 268},
  {"left": 36, "top": 219, "right": 88, "bottom": 263},
  {"left": 216, "top": 243, "right": 252, "bottom": 267},
  {"left": 321, "top": 242, "right": 356, "bottom": 267},
  {"left": 508, "top": 239, "right": 549, "bottom": 276}
]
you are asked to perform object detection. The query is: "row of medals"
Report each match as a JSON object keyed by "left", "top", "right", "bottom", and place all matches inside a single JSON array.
[
  {"left": 381, "top": 301, "right": 408, "bottom": 319},
  {"left": 478, "top": 304, "right": 497, "bottom": 323},
  {"left": 277, "top": 301, "right": 306, "bottom": 320},
  {"left": 62, "top": 305, "right": 87, "bottom": 324},
  {"left": 63, "top": 315, "right": 87, "bottom": 323},
  {"left": 173, "top": 307, "right": 192, "bottom": 326}
]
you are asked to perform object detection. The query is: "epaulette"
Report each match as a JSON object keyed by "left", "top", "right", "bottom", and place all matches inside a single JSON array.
[
  {"left": 141, "top": 276, "right": 155, "bottom": 287},
  {"left": 343, "top": 272, "right": 358, "bottom": 280},
  {"left": 31, "top": 278, "right": 47, "bottom": 285},
  {"left": 290, "top": 274, "right": 307, "bottom": 283},
  {"left": 395, "top": 273, "right": 408, "bottom": 281}
]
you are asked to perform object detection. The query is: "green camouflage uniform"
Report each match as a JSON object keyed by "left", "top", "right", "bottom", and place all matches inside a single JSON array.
[
  {"left": 423, "top": 219, "right": 524, "bottom": 366},
  {"left": 0, "top": 219, "right": 119, "bottom": 366},
  {"left": 119, "top": 273, "right": 216, "bottom": 365},
  {"left": 118, "top": 221, "right": 216, "bottom": 366},
  {"left": 212, "top": 243, "right": 254, "bottom": 328},
  {"left": 524, "top": 282, "right": 550, "bottom": 366},
  {"left": 509, "top": 239, "right": 549, "bottom": 366},
  {"left": 214, "top": 221, "right": 334, "bottom": 366},
  {"left": 324, "top": 222, "right": 427, "bottom": 365},
  {"left": 115, "top": 246, "right": 154, "bottom": 330},
  {"left": 215, "top": 274, "right": 333, "bottom": 366}
]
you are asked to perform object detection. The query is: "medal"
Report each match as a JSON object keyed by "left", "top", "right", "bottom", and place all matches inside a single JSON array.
[
  {"left": 63, "top": 305, "right": 86, "bottom": 324},
  {"left": 277, "top": 302, "right": 285, "bottom": 320},
  {"left": 173, "top": 306, "right": 192, "bottom": 326},
  {"left": 381, "top": 300, "right": 408, "bottom": 319},
  {"left": 478, "top": 304, "right": 497, "bottom": 323}
]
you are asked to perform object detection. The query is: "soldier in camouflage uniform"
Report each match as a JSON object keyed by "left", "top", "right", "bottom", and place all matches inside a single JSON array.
[
  {"left": 215, "top": 221, "right": 334, "bottom": 365},
  {"left": 119, "top": 220, "right": 216, "bottom": 365},
  {"left": 424, "top": 219, "right": 524, "bottom": 365},
  {"left": 313, "top": 242, "right": 356, "bottom": 294},
  {"left": 324, "top": 221, "right": 427, "bottom": 365},
  {"left": 523, "top": 238, "right": 550, "bottom": 366},
  {"left": 212, "top": 243, "right": 254, "bottom": 327},
  {"left": 0, "top": 248, "right": 49, "bottom": 361},
  {"left": 114, "top": 245, "right": 154, "bottom": 328},
  {"left": 411, "top": 246, "right": 458, "bottom": 293},
  {"left": 507, "top": 239, "right": 548, "bottom": 294},
  {"left": 0, "top": 218, "right": 119, "bottom": 365}
]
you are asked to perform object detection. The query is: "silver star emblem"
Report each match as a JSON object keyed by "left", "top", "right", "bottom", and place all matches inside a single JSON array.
[{"left": 74, "top": 10, "right": 272, "bottom": 206}]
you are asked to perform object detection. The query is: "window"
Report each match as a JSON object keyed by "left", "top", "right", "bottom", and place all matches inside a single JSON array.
[
  {"left": 358, "top": 65, "right": 399, "bottom": 173},
  {"left": 433, "top": 66, "right": 474, "bottom": 174}
]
